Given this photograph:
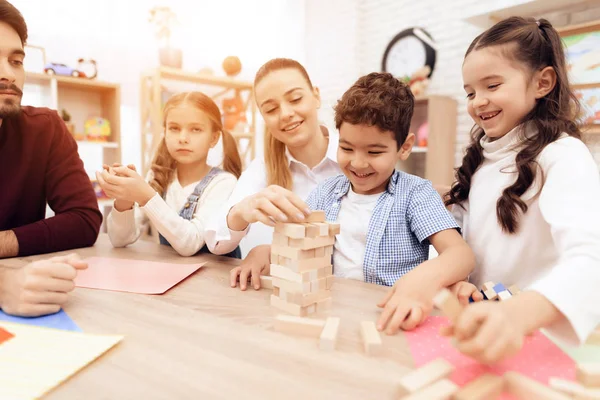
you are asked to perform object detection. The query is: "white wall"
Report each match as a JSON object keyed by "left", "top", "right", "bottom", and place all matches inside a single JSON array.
[
  {"left": 305, "top": 0, "right": 600, "bottom": 167},
  {"left": 12, "top": 0, "right": 307, "bottom": 175}
]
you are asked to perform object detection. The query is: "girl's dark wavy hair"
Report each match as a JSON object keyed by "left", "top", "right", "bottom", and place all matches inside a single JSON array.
[{"left": 445, "top": 16, "right": 582, "bottom": 233}]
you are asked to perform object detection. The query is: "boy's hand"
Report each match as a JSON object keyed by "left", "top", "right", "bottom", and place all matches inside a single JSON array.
[
  {"left": 449, "top": 281, "right": 483, "bottom": 305},
  {"left": 376, "top": 279, "right": 433, "bottom": 334},
  {"left": 230, "top": 245, "right": 271, "bottom": 290},
  {"left": 440, "top": 301, "right": 525, "bottom": 364}
]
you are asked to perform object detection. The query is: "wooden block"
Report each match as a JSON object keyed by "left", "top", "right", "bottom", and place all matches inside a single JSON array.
[
  {"left": 359, "top": 321, "right": 383, "bottom": 356},
  {"left": 328, "top": 223, "right": 340, "bottom": 236},
  {"left": 260, "top": 276, "right": 273, "bottom": 289},
  {"left": 397, "top": 358, "right": 455, "bottom": 395},
  {"left": 270, "top": 295, "right": 315, "bottom": 317},
  {"left": 271, "top": 264, "right": 331, "bottom": 283},
  {"left": 578, "top": 363, "right": 600, "bottom": 388},
  {"left": 326, "top": 275, "right": 334, "bottom": 290},
  {"left": 305, "top": 210, "right": 325, "bottom": 223},
  {"left": 508, "top": 284, "right": 521, "bottom": 295},
  {"left": 273, "top": 286, "right": 280, "bottom": 296},
  {"left": 288, "top": 235, "right": 335, "bottom": 250},
  {"left": 319, "top": 317, "right": 340, "bottom": 351},
  {"left": 277, "top": 255, "right": 332, "bottom": 273},
  {"left": 273, "top": 314, "right": 326, "bottom": 337},
  {"left": 278, "top": 288, "right": 330, "bottom": 307},
  {"left": 272, "top": 233, "right": 289, "bottom": 247},
  {"left": 403, "top": 378, "right": 459, "bottom": 400},
  {"left": 586, "top": 328, "right": 600, "bottom": 346},
  {"left": 549, "top": 377, "right": 600, "bottom": 398},
  {"left": 482, "top": 281, "right": 496, "bottom": 291},
  {"left": 271, "top": 245, "right": 315, "bottom": 261},
  {"left": 483, "top": 288, "right": 498, "bottom": 301},
  {"left": 302, "top": 223, "right": 321, "bottom": 238},
  {"left": 272, "top": 277, "right": 311, "bottom": 294},
  {"left": 432, "top": 288, "right": 463, "bottom": 323},
  {"left": 274, "top": 223, "right": 305, "bottom": 238},
  {"left": 316, "top": 297, "right": 332, "bottom": 312},
  {"left": 324, "top": 245, "right": 333, "bottom": 257},
  {"left": 505, "top": 371, "right": 571, "bottom": 400},
  {"left": 453, "top": 373, "right": 504, "bottom": 400},
  {"left": 311, "top": 277, "right": 327, "bottom": 292},
  {"left": 311, "top": 222, "right": 329, "bottom": 236},
  {"left": 314, "top": 246, "right": 325, "bottom": 258}
]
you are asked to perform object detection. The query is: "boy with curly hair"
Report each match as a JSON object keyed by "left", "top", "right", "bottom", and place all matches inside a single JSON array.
[{"left": 306, "top": 72, "right": 474, "bottom": 334}]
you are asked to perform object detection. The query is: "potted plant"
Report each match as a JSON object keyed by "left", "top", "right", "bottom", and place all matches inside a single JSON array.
[
  {"left": 60, "top": 109, "right": 77, "bottom": 138},
  {"left": 148, "top": 6, "right": 182, "bottom": 69}
]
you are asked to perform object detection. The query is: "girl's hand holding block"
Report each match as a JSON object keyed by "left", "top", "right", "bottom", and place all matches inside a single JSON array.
[{"left": 448, "top": 281, "right": 484, "bottom": 305}]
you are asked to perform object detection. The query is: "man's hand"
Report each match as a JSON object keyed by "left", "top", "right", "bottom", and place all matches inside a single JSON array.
[{"left": 0, "top": 254, "right": 87, "bottom": 316}]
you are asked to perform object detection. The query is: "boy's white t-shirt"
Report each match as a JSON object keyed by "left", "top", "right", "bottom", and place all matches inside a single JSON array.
[{"left": 332, "top": 187, "right": 382, "bottom": 281}]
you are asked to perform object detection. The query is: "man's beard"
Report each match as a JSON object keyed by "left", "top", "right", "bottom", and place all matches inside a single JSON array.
[
  {"left": 0, "top": 97, "right": 21, "bottom": 118},
  {"left": 0, "top": 83, "right": 23, "bottom": 119}
]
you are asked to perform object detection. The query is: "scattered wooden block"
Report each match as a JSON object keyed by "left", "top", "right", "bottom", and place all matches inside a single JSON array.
[
  {"left": 453, "top": 373, "right": 504, "bottom": 400},
  {"left": 403, "top": 378, "right": 458, "bottom": 400},
  {"left": 328, "top": 223, "right": 340, "bottom": 236},
  {"left": 319, "top": 317, "right": 340, "bottom": 351},
  {"left": 482, "top": 281, "right": 496, "bottom": 291},
  {"left": 508, "top": 284, "right": 521, "bottom": 295},
  {"left": 260, "top": 276, "right": 273, "bottom": 289},
  {"left": 433, "top": 288, "right": 463, "bottom": 323},
  {"left": 578, "top": 363, "right": 600, "bottom": 388},
  {"left": 549, "top": 377, "right": 600, "bottom": 398},
  {"left": 505, "top": 371, "right": 571, "bottom": 400},
  {"left": 497, "top": 290, "right": 512, "bottom": 301},
  {"left": 305, "top": 210, "right": 325, "bottom": 223},
  {"left": 359, "top": 321, "right": 383, "bottom": 356},
  {"left": 270, "top": 294, "right": 316, "bottom": 317},
  {"left": 273, "top": 315, "right": 326, "bottom": 337},
  {"left": 397, "top": 358, "right": 454, "bottom": 396},
  {"left": 274, "top": 223, "right": 306, "bottom": 238}
]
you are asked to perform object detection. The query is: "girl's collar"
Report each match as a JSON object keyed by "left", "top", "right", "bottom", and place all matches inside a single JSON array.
[{"left": 480, "top": 122, "right": 537, "bottom": 158}]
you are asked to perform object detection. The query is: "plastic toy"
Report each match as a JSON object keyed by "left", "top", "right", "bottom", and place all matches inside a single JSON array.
[
  {"left": 222, "top": 91, "right": 246, "bottom": 131},
  {"left": 44, "top": 62, "right": 86, "bottom": 78},
  {"left": 416, "top": 122, "right": 428, "bottom": 147},
  {"left": 222, "top": 56, "right": 242, "bottom": 77},
  {"left": 84, "top": 117, "right": 111, "bottom": 141}
]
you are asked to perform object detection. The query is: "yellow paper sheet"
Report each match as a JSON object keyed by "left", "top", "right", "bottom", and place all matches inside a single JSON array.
[{"left": 0, "top": 321, "right": 123, "bottom": 400}]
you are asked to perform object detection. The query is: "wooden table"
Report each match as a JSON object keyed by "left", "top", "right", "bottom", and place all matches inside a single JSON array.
[{"left": 11, "top": 235, "right": 415, "bottom": 399}]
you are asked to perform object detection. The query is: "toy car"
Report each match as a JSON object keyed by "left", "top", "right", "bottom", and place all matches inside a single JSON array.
[{"left": 44, "top": 62, "right": 86, "bottom": 78}]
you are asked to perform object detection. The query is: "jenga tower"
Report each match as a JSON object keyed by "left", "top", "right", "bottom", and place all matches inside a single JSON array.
[{"left": 270, "top": 211, "right": 340, "bottom": 317}]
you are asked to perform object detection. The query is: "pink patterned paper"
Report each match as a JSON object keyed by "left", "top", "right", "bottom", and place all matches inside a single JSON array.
[{"left": 404, "top": 316, "right": 575, "bottom": 399}]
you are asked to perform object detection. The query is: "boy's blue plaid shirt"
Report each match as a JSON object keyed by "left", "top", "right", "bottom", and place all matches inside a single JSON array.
[{"left": 305, "top": 170, "right": 459, "bottom": 286}]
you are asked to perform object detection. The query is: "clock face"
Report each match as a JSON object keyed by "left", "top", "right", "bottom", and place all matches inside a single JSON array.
[{"left": 384, "top": 36, "right": 427, "bottom": 79}]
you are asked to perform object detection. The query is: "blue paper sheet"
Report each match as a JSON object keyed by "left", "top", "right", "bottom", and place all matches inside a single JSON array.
[{"left": 0, "top": 309, "right": 81, "bottom": 332}]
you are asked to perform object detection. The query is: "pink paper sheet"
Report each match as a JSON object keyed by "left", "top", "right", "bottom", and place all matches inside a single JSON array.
[
  {"left": 75, "top": 257, "right": 205, "bottom": 294},
  {"left": 404, "top": 316, "right": 575, "bottom": 399}
]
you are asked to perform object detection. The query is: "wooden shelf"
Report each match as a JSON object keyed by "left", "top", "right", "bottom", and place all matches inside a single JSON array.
[
  {"left": 149, "top": 66, "right": 253, "bottom": 90},
  {"left": 412, "top": 146, "right": 428, "bottom": 153},
  {"left": 583, "top": 125, "right": 600, "bottom": 135},
  {"left": 26, "top": 72, "right": 119, "bottom": 92},
  {"left": 465, "top": 0, "right": 597, "bottom": 28}
]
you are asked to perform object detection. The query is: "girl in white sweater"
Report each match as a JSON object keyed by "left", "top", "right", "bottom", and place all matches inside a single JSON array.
[
  {"left": 444, "top": 17, "right": 600, "bottom": 363},
  {"left": 96, "top": 92, "right": 242, "bottom": 257}
]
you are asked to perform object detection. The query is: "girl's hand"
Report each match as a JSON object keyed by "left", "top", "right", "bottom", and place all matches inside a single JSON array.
[
  {"left": 376, "top": 277, "right": 433, "bottom": 334},
  {"left": 95, "top": 165, "right": 155, "bottom": 206},
  {"left": 101, "top": 164, "right": 137, "bottom": 211},
  {"left": 229, "top": 244, "right": 271, "bottom": 290},
  {"left": 441, "top": 301, "right": 526, "bottom": 364},
  {"left": 449, "top": 281, "right": 484, "bottom": 305},
  {"left": 227, "top": 185, "right": 311, "bottom": 231}
]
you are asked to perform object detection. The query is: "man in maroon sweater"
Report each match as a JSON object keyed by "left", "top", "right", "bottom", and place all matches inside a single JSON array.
[{"left": 0, "top": 1, "right": 101, "bottom": 316}]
